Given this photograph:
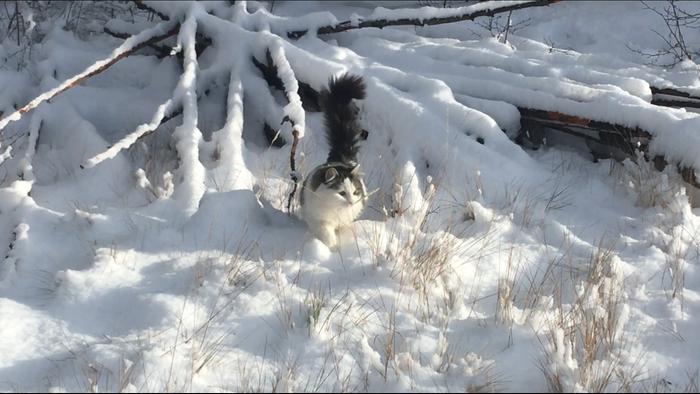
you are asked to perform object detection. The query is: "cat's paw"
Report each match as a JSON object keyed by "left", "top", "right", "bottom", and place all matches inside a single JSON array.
[
  {"left": 306, "top": 221, "right": 339, "bottom": 250},
  {"left": 316, "top": 223, "right": 338, "bottom": 250},
  {"left": 304, "top": 238, "right": 333, "bottom": 260}
]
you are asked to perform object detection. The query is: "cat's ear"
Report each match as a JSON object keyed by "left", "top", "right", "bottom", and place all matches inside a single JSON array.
[{"left": 324, "top": 167, "right": 339, "bottom": 183}]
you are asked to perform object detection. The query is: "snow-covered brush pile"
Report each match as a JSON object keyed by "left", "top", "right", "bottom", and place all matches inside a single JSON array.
[{"left": 1, "top": 0, "right": 700, "bottom": 392}]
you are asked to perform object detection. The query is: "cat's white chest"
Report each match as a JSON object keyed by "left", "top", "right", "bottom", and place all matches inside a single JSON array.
[{"left": 300, "top": 187, "right": 364, "bottom": 228}]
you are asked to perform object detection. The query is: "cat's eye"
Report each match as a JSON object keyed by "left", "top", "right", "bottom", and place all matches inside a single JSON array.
[{"left": 339, "top": 191, "right": 347, "bottom": 196}]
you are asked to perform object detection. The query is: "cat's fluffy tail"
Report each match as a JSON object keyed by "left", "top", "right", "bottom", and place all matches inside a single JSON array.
[{"left": 321, "top": 73, "right": 366, "bottom": 165}]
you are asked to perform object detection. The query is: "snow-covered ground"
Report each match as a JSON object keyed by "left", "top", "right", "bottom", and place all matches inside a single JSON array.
[{"left": 1, "top": 1, "right": 700, "bottom": 392}]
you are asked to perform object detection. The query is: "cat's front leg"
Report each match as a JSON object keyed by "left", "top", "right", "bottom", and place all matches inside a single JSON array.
[{"left": 310, "top": 221, "right": 338, "bottom": 249}]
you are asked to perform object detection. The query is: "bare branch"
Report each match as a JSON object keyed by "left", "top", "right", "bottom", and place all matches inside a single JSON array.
[
  {"left": 131, "top": 0, "right": 169, "bottom": 21},
  {"left": 635, "top": 0, "right": 697, "bottom": 66},
  {"left": 287, "top": 127, "right": 300, "bottom": 214}
]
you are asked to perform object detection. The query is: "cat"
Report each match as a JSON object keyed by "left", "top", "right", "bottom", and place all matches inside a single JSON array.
[{"left": 299, "top": 73, "right": 367, "bottom": 248}]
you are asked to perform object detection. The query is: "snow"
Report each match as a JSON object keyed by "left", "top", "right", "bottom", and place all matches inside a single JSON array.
[{"left": 1, "top": 0, "right": 700, "bottom": 392}]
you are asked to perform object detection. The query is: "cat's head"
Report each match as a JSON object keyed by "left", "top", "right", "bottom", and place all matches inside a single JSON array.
[{"left": 309, "top": 163, "right": 366, "bottom": 206}]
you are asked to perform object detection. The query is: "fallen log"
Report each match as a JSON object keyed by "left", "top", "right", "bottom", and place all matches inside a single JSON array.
[
  {"left": 650, "top": 87, "right": 700, "bottom": 110},
  {"left": 517, "top": 107, "right": 699, "bottom": 188},
  {"left": 288, "top": 0, "right": 559, "bottom": 39}
]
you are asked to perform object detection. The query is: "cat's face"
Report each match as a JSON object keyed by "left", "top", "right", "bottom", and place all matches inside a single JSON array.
[
  {"left": 326, "top": 174, "right": 364, "bottom": 206},
  {"left": 308, "top": 164, "right": 366, "bottom": 207}
]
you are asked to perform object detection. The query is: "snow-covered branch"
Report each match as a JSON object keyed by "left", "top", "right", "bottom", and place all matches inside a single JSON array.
[
  {"left": 650, "top": 86, "right": 700, "bottom": 109},
  {"left": 170, "top": 9, "right": 207, "bottom": 217},
  {"left": 209, "top": 67, "right": 254, "bottom": 191},
  {"left": 19, "top": 112, "right": 42, "bottom": 183},
  {"left": 103, "top": 26, "right": 172, "bottom": 58},
  {"left": 81, "top": 99, "right": 175, "bottom": 169},
  {"left": 287, "top": 0, "right": 559, "bottom": 39},
  {"left": 251, "top": 49, "right": 321, "bottom": 112},
  {"left": 0, "top": 19, "right": 180, "bottom": 135},
  {"left": 266, "top": 39, "right": 305, "bottom": 139},
  {"left": 257, "top": 38, "right": 306, "bottom": 212},
  {"left": 517, "top": 107, "right": 700, "bottom": 188}
]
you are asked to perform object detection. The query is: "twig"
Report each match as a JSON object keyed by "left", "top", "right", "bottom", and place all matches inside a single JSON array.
[
  {"left": 287, "top": 0, "right": 559, "bottom": 39},
  {"left": 132, "top": 0, "right": 169, "bottom": 21},
  {"left": 287, "top": 126, "right": 300, "bottom": 214},
  {"left": 503, "top": 10, "right": 512, "bottom": 43}
]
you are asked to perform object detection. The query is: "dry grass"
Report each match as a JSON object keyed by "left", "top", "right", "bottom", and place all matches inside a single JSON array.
[
  {"left": 536, "top": 240, "right": 639, "bottom": 392},
  {"left": 304, "top": 285, "right": 328, "bottom": 337},
  {"left": 664, "top": 242, "right": 686, "bottom": 304},
  {"left": 496, "top": 247, "right": 518, "bottom": 329},
  {"left": 131, "top": 132, "right": 178, "bottom": 202},
  {"left": 610, "top": 152, "right": 685, "bottom": 209}
]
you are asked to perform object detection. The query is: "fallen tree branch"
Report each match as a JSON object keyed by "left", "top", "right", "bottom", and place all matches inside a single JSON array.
[
  {"left": 517, "top": 107, "right": 699, "bottom": 188},
  {"left": 131, "top": 1, "right": 214, "bottom": 57},
  {"left": 650, "top": 86, "right": 700, "bottom": 109},
  {"left": 83, "top": 65, "right": 227, "bottom": 169},
  {"left": 250, "top": 64, "right": 371, "bottom": 146},
  {"left": 104, "top": 26, "right": 172, "bottom": 58},
  {"left": 170, "top": 10, "right": 207, "bottom": 217},
  {"left": 260, "top": 39, "right": 306, "bottom": 213},
  {"left": 251, "top": 50, "right": 321, "bottom": 112},
  {"left": 288, "top": 0, "right": 559, "bottom": 39},
  {"left": 250, "top": 48, "right": 319, "bottom": 148},
  {"left": 0, "top": 20, "right": 180, "bottom": 134},
  {"left": 651, "top": 94, "right": 700, "bottom": 109},
  {"left": 651, "top": 86, "right": 697, "bottom": 98},
  {"left": 82, "top": 99, "right": 176, "bottom": 169}
]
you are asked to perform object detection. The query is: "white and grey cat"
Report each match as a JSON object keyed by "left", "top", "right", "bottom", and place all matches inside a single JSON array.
[{"left": 299, "top": 74, "right": 367, "bottom": 248}]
